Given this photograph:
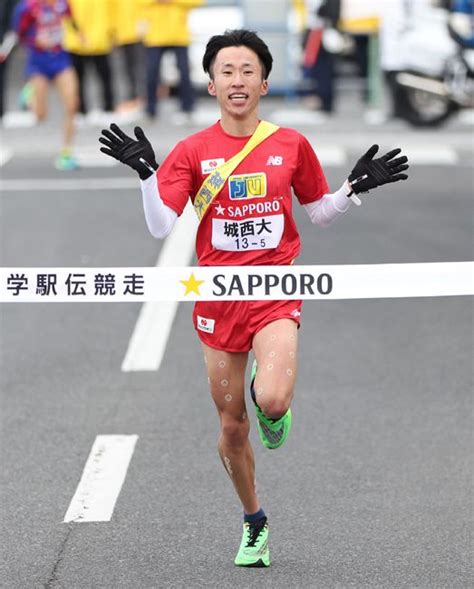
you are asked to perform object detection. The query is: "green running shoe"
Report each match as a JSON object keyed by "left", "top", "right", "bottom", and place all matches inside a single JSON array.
[
  {"left": 19, "top": 83, "right": 34, "bottom": 110},
  {"left": 234, "top": 517, "right": 270, "bottom": 567},
  {"left": 55, "top": 151, "right": 79, "bottom": 171},
  {"left": 250, "top": 360, "right": 292, "bottom": 450}
]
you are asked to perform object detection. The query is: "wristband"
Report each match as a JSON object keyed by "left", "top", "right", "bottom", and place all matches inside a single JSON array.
[{"left": 345, "top": 181, "right": 362, "bottom": 206}]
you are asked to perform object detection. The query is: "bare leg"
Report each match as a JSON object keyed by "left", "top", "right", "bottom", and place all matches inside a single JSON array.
[
  {"left": 251, "top": 319, "right": 299, "bottom": 419},
  {"left": 54, "top": 67, "right": 78, "bottom": 151},
  {"left": 29, "top": 74, "right": 49, "bottom": 122},
  {"left": 202, "top": 343, "right": 260, "bottom": 514}
]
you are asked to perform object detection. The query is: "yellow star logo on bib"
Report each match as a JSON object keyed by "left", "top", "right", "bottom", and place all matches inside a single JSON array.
[{"left": 180, "top": 272, "right": 205, "bottom": 296}]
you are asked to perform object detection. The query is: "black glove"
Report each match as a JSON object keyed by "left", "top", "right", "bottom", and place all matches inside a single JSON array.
[
  {"left": 348, "top": 145, "right": 409, "bottom": 194},
  {"left": 99, "top": 123, "right": 158, "bottom": 180}
]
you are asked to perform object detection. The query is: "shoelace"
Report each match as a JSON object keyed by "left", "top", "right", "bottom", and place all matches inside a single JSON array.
[{"left": 245, "top": 518, "right": 267, "bottom": 547}]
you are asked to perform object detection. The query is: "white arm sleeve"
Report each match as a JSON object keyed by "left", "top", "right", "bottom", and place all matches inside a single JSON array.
[
  {"left": 303, "top": 180, "right": 355, "bottom": 228},
  {"left": 139, "top": 175, "right": 178, "bottom": 239}
]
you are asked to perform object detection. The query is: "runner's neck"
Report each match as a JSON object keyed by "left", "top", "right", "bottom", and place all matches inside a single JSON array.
[{"left": 219, "top": 113, "right": 260, "bottom": 137}]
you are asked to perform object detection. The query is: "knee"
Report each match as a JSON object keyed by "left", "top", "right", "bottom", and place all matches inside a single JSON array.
[
  {"left": 257, "top": 391, "right": 293, "bottom": 419},
  {"left": 220, "top": 414, "right": 249, "bottom": 448}
]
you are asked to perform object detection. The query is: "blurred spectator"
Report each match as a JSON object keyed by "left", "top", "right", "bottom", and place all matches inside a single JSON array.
[
  {"left": 379, "top": 0, "right": 431, "bottom": 119},
  {"left": 352, "top": 34, "right": 368, "bottom": 101},
  {"left": 379, "top": 0, "right": 407, "bottom": 119},
  {"left": 63, "top": 0, "right": 115, "bottom": 120},
  {"left": 12, "top": 0, "right": 79, "bottom": 170},
  {"left": 293, "top": 0, "right": 308, "bottom": 32},
  {"left": 141, "top": 0, "right": 204, "bottom": 122},
  {"left": 302, "top": 0, "right": 341, "bottom": 115},
  {"left": 0, "top": 0, "right": 19, "bottom": 121},
  {"left": 113, "top": 0, "right": 145, "bottom": 113},
  {"left": 338, "top": 0, "right": 381, "bottom": 106}
]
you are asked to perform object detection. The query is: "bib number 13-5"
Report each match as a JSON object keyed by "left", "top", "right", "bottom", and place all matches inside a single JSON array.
[{"left": 211, "top": 215, "right": 284, "bottom": 252}]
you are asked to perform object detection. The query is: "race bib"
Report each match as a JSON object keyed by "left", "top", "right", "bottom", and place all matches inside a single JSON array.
[{"left": 211, "top": 214, "right": 284, "bottom": 252}]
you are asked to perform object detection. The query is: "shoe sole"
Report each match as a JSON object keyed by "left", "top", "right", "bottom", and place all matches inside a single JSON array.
[
  {"left": 235, "top": 557, "right": 270, "bottom": 568},
  {"left": 55, "top": 162, "right": 79, "bottom": 171}
]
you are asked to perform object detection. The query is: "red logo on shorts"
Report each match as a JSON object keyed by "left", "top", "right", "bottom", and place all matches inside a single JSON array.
[
  {"left": 209, "top": 161, "right": 218, "bottom": 168},
  {"left": 201, "top": 319, "right": 207, "bottom": 326}
]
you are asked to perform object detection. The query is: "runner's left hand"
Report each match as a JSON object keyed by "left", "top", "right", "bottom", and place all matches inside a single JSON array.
[{"left": 348, "top": 145, "right": 409, "bottom": 194}]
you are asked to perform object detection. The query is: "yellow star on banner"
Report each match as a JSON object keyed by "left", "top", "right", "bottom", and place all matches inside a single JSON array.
[{"left": 180, "top": 272, "right": 205, "bottom": 296}]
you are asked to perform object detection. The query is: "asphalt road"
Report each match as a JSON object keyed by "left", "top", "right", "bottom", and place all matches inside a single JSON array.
[{"left": 0, "top": 104, "right": 472, "bottom": 588}]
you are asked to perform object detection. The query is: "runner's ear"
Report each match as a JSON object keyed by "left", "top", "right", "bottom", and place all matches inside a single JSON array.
[{"left": 208, "top": 80, "right": 216, "bottom": 96}]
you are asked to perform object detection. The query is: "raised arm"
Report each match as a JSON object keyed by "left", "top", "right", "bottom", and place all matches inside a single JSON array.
[
  {"left": 305, "top": 144, "right": 409, "bottom": 227},
  {"left": 99, "top": 124, "right": 177, "bottom": 239}
]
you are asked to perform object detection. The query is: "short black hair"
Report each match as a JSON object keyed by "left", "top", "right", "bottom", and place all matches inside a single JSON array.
[{"left": 202, "top": 29, "right": 273, "bottom": 80}]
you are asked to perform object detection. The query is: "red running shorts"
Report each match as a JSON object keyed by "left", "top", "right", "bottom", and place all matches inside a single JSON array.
[{"left": 193, "top": 299, "right": 302, "bottom": 353}]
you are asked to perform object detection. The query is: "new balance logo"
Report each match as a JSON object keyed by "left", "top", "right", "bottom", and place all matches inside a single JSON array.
[{"left": 266, "top": 156, "right": 283, "bottom": 166}]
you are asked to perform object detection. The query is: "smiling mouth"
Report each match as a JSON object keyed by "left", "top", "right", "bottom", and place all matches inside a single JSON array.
[{"left": 229, "top": 94, "right": 248, "bottom": 101}]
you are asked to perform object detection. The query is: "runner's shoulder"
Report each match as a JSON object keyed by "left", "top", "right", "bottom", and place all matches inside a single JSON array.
[
  {"left": 170, "top": 123, "right": 220, "bottom": 159},
  {"left": 269, "top": 124, "right": 308, "bottom": 145},
  {"left": 181, "top": 122, "right": 221, "bottom": 147}
]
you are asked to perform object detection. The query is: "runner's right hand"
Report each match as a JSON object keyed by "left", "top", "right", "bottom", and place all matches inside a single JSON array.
[{"left": 99, "top": 123, "right": 159, "bottom": 180}]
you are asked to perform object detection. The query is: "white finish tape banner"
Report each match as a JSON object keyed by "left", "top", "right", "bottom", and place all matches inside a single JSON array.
[{"left": 0, "top": 262, "right": 472, "bottom": 303}]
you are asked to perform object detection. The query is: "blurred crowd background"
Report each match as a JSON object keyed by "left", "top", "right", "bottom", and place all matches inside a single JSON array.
[{"left": 0, "top": 0, "right": 472, "bottom": 168}]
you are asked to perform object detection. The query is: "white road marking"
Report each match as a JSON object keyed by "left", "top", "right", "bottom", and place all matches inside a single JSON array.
[
  {"left": 121, "top": 203, "right": 197, "bottom": 371},
  {"left": 2, "top": 111, "right": 36, "bottom": 128},
  {"left": 75, "top": 147, "right": 119, "bottom": 168},
  {"left": 0, "top": 147, "right": 13, "bottom": 167},
  {"left": 404, "top": 146, "right": 458, "bottom": 165},
  {"left": 63, "top": 435, "right": 138, "bottom": 523},
  {"left": 0, "top": 178, "right": 138, "bottom": 192},
  {"left": 189, "top": 107, "right": 220, "bottom": 126},
  {"left": 271, "top": 108, "right": 329, "bottom": 126},
  {"left": 314, "top": 146, "right": 347, "bottom": 166},
  {"left": 0, "top": 142, "right": 467, "bottom": 188}
]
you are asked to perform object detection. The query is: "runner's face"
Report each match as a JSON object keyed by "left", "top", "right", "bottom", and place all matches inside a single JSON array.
[{"left": 208, "top": 46, "right": 269, "bottom": 120}]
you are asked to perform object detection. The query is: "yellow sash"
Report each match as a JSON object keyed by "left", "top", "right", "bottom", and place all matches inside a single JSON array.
[{"left": 193, "top": 120, "right": 279, "bottom": 222}]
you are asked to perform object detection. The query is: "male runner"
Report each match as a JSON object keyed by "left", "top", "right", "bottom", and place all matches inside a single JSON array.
[
  {"left": 13, "top": 0, "right": 79, "bottom": 169},
  {"left": 99, "top": 29, "right": 409, "bottom": 568}
]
